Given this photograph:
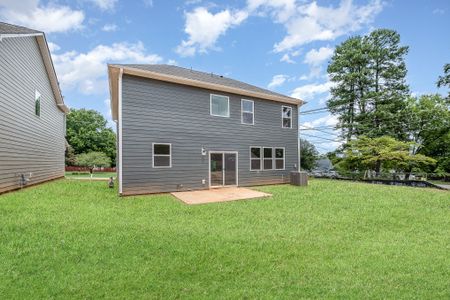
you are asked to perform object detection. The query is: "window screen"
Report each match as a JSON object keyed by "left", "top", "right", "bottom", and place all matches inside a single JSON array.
[
  {"left": 153, "top": 144, "right": 171, "bottom": 168},
  {"left": 210, "top": 94, "right": 229, "bottom": 117}
]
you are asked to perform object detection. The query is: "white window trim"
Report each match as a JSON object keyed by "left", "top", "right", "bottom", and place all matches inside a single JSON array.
[
  {"left": 274, "top": 147, "right": 286, "bottom": 170},
  {"left": 263, "top": 147, "right": 274, "bottom": 170},
  {"left": 210, "top": 94, "right": 230, "bottom": 118},
  {"left": 35, "top": 90, "right": 41, "bottom": 118},
  {"left": 152, "top": 143, "right": 172, "bottom": 168},
  {"left": 282, "top": 105, "right": 293, "bottom": 128},
  {"left": 241, "top": 99, "right": 254, "bottom": 125},
  {"left": 249, "top": 146, "right": 262, "bottom": 171},
  {"left": 250, "top": 146, "right": 286, "bottom": 171}
]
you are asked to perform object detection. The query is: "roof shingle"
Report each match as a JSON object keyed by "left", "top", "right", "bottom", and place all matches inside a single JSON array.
[
  {"left": 114, "top": 64, "right": 296, "bottom": 101},
  {"left": 0, "top": 22, "right": 42, "bottom": 35}
]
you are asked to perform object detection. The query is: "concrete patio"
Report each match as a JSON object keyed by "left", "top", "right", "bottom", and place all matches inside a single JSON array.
[{"left": 171, "top": 187, "right": 271, "bottom": 205}]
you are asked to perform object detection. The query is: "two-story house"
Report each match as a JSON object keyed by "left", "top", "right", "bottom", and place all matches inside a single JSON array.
[
  {"left": 108, "top": 64, "right": 304, "bottom": 196},
  {"left": 0, "top": 22, "right": 68, "bottom": 194}
]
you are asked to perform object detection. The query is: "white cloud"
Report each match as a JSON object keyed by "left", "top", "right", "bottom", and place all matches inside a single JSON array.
[
  {"left": 0, "top": 1, "right": 85, "bottom": 33},
  {"left": 167, "top": 59, "right": 178, "bottom": 65},
  {"left": 88, "top": 0, "right": 117, "bottom": 11},
  {"left": 304, "top": 46, "right": 334, "bottom": 66},
  {"left": 301, "top": 114, "right": 342, "bottom": 151},
  {"left": 291, "top": 80, "right": 334, "bottom": 101},
  {"left": 299, "top": 46, "right": 334, "bottom": 80},
  {"left": 302, "top": 114, "right": 338, "bottom": 128},
  {"left": 267, "top": 0, "right": 384, "bottom": 52},
  {"left": 432, "top": 8, "right": 445, "bottom": 15},
  {"left": 299, "top": 66, "right": 324, "bottom": 81},
  {"left": 280, "top": 53, "right": 295, "bottom": 64},
  {"left": 280, "top": 49, "right": 300, "bottom": 64},
  {"left": 143, "top": 0, "right": 154, "bottom": 7},
  {"left": 51, "top": 42, "right": 163, "bottom": 95},
  {"left": 176, "top": 7, "right": 248, "bottom": 56},
  {"left": 102, "top": 23, "right": 118, "bottom": 32},
  {"left": 104, "top": 98, "right": 116, "bottom": 128},
  {"left": 176, "top": 1, "right": 383, "bottom": 56},
  {"left": 268, "top": 74, "right": 289, "bottom": 89},
  {"left": 47, "top": 42, "right": 60, "bottom": 52},
  {"left": 247, "top": 0, "right": 297, "bottom": 23}
]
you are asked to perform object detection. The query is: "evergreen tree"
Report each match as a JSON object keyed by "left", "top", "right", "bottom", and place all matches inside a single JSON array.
[{"left": 327, "top": 29, "right": 409, "bottom": 142}]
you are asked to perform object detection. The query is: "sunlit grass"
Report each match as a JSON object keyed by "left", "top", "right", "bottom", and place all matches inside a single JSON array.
[{"left": 0, "top": 179, "right": 448, "bottom": 298}]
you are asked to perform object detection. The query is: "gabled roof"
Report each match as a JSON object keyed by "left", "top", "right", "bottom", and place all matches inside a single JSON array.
[
  {"left": 0, "top": 22, "right": 68, "bottom": 113},
  {"left": 0, "top": 22, "right": 42, "bottom": 35},
  {"left": 108, "top": 64, "right": 304, "bottom": 121}
]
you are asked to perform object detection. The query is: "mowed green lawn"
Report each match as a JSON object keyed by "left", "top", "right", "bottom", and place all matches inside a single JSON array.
[
  {"left": 0, "top": 179, "right": 448, "bottom": 299},
  {"left": 65, "top": 171, "right": 116, "bottom": 179}
]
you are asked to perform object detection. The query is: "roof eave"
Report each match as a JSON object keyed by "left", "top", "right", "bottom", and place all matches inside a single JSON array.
[
  {"left": 35, "top": 34, "right": 68, "bottom": 114},
  {"left": 108, "top": 64, "right": 304, "bottom": 112}
]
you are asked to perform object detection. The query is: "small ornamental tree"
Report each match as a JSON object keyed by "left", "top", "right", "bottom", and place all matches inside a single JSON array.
[
  {"left": 337, "top": 136, "right": 436, "bottom": 175},
  {"left": 76, "top": 152, "right": 111, "bottom": 172}
]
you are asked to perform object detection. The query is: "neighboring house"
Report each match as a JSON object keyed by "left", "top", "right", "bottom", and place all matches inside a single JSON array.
[
  {"left": 314, "top": 158, "right": 334, "bottom": 172},
  {"left": 0, "top": 22, "right": 69, "bottom": 194},
  {"left": 108, "top": 64, "right": 304, "bottom": 195}
]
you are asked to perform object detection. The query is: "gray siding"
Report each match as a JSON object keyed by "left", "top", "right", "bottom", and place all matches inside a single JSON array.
[
  {"left": 121, "top": 75, "right": 298, "bottom": 195},
  {"left": 0, "top": 36, "right": 65, "bottom": 193}
]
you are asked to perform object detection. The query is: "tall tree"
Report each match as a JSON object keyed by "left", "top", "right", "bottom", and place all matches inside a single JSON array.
[
  {"left": 403, "top": 94, "right": 450, "bottom": 173},
  {"left": 66, "top": 109, "right": 116, "bottom": 166},
  {"left": 300, "top": 139, "right": 319, "bottom": 171},
  {"left": 327, "top": 36, "right": 370, "bottom": 142},
  {"left": 437, "top": 63, "right": 450, "bottom": 99},
  {"left": 363, "top": 29, "right": 409, "bottom": 140},
  {"left": 327, "top": 29, "right": 409, "bottom": 142}
]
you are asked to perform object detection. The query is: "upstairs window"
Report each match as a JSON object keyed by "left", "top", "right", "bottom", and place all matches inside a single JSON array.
[
  {"left": 250, "top": 147, "right": 261, "bottom": 170},
  {"left": 153, "top": 143, "right": 171, "bottom": 168},
  {"left": 35, "top": 90, "right": 41, "bottom": 117},
  {"left": 282, "top": 106, "right": 292, "bottom": 128},
  {"left": 263, "top": 147, "right": 273, "bottom": 170},
  {"left": 241, "top": 99, "right": 254, "bottom": 125},
  {"left": 210, "top": 94, "right": 229, "bottom": 117},
  {"left": 275, "top": 148, "right": 285, "bottom": 170}
]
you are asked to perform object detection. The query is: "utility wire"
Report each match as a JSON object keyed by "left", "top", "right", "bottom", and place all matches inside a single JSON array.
[{"left": 301, "top": 133, "right": 344, "bottom": 142}]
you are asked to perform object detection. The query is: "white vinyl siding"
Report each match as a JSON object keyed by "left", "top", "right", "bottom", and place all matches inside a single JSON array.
[
  {"left": 241, "top": 99, "right": 254, "bottom": 125},
  {"left": 210, "top": 94, "right": 230, "bottom": 117}
]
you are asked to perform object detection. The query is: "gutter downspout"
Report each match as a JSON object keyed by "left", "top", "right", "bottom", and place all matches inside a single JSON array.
[{"left": 118, "top": 68, "right": 123, "bottom": 195}]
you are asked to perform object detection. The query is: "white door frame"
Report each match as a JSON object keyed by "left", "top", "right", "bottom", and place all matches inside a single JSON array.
[{"left": 208, "top": 151, "right": 239, "bottom": 188}]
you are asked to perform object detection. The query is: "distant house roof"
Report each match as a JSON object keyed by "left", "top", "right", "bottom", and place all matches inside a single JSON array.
[
  {"left": 0, "top": 22, "right": 42, "bottom": 35},
  {"left": 108, "top": 64, "right": 304, "bottom": 122},
  {"left": 314, "top": 158, "right": 334, "bottom": 171},
  {"left": 0, "top": 22, "right": 68, "bottom": 113}
]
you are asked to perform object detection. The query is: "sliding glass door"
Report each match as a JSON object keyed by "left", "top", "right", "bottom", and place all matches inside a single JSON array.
[{"left": 210, "top": 152, "right": 237, "bottom": 187}]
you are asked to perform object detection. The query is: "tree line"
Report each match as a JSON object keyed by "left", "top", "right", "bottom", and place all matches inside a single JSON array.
[
  {"left": 324, "top": 29, "right": 449, "bottom": 176},
  {"left": 65, "top": 109, "right": 116, "bottom": 170}
]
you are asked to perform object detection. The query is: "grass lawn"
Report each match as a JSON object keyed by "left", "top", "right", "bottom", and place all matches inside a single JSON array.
[
  {"left": 65, "top": 171, "right": 116, "bottom": 179},
  {"left": 0, "top": 179, "right": 448, "bottom": 299}
]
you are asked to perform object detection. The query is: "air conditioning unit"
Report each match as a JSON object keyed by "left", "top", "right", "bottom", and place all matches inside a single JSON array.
[{"left": 290, "top": 171, "right": 308, "bottom": 186}]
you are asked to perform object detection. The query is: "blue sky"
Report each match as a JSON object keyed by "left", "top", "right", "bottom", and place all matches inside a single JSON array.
[{"left": 1, "top": 0, "right": 449, "bottom": 152}]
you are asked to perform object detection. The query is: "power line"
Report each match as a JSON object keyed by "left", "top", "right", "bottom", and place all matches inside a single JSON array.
[{"left": 301, "top": 133, "right": 344, "bottom": 142}]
